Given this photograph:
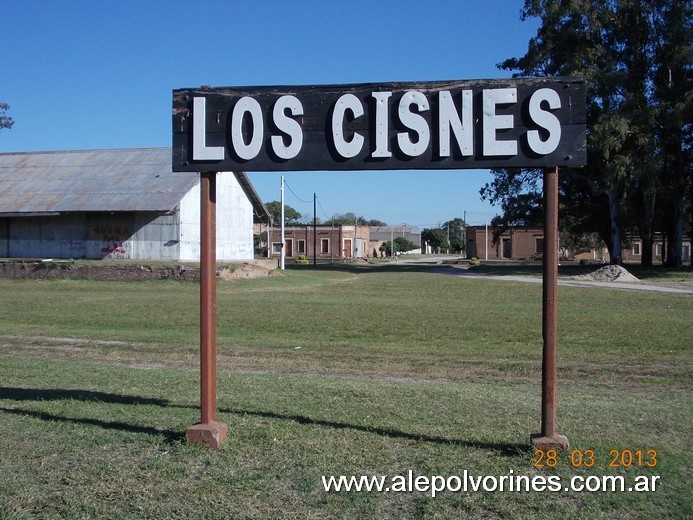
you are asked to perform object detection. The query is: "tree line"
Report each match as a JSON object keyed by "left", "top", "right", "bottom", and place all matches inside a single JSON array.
[
  {"left": 421, "top": 218, "right": 466, "bottom": 254},
  {"left": 0, "top": 104, "right": 13, "bottom": 131},
  {"left": 265, "top": 201, "right": 469, "bottom": 255},
  {"left": 480, "top": 0, "right": 691, "bottom": 267},
  {"left": 263, "top": 201, "right": 387, "bottom": 226}
]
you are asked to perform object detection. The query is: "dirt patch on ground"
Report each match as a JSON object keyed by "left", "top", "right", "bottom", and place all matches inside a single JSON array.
[
  {"left": 574, "top": 265, "right": 640, "bottom": 283},
  {"left": 0, "top": 261, "right": 200, "bottom": 281},
  {"left": 0, "top": 260, "right": 278, "bottom": 281},
  {"left": 218, "top": 262, "right": 280, "bottom": 280}
]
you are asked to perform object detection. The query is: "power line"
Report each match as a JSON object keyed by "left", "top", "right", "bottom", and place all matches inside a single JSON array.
[
  {"left": 315, "top": 195, "right": 331, "bottom": 221},
  {"left": 283, "top": 180, "right": 312, "bottom": 204}
]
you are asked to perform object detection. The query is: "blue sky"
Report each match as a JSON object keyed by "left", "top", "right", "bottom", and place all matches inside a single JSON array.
[{"left": 1, "top": 1, "right": 538, "bottom": 227}]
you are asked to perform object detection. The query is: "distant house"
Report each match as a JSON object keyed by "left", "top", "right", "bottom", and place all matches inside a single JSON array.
[
  {"left": 368, "top": 226, "right": 421, "bottom": 256},
  {"left": 616, "top": 233, "right": 691, "bottom": 265},
  {"left": 465, "top": 226, "right": 546, "bottom": 260},
  {"left": 0, "top": 148, "right": 270, "bottom": 261},
  {"left": 465, "top": 225, "right": 691, "bottom": 264},
  {"left": 267, "top": 225, "right": 370, "bottom": 261}
]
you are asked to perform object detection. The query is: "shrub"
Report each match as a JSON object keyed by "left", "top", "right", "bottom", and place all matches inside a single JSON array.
[{"left": 39, "top": 260, "right": 74, "bottom": 270}]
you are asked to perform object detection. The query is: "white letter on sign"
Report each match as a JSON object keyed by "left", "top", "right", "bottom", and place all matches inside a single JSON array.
[
  {"left": 527, "top": 88, "right": 561, "bottom": 155},
  {"left": 397, "top": 91, "right": 430, "bottom": 157},
  {"left": 271, "top": 95, "right": 303, "bottom": 160},
  {"left": 438, "top": 90, "right": 473, "bottom": 157},
  {"left": 332, "top": 93, "right": 364, "bottom": 159},
  {"left": 231, "top": 97, "right": 264, "bottom": 160},
  {"left": 192, "top": 97, "right": 224, "bottom": 161},
  {"left": 482, "top": 88, "right": 517, "bottom": 156},
  {"left": 371, "top": 92, "right": 392, "bottom": 158}
]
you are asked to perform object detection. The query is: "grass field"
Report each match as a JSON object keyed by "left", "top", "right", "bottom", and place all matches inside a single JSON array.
[{"left": 0, "top": 265, "right": 690, "bottom": 519}]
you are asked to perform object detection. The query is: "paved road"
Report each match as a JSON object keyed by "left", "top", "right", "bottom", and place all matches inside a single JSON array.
[
  {"left": 388, "top": 256, "right": 693, "bottom": 295},
  {"left": 429, "top": 264, "right": 693, "bottom": 295}
]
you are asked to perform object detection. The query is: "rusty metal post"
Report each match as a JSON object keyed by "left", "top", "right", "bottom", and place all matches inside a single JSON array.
[
  {"left": 186, "top": 171, "right": 228, "bottom": 449},
  {"left": 199, "top": 170, "right": 217, "bottom": 425},
  {"left": 532, "top": 167, "right": 569, "bottom": 450}
]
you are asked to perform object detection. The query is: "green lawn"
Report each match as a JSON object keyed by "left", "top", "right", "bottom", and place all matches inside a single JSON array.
[{"left": 0, "top": 266, "right": 690, "bottom": 519}]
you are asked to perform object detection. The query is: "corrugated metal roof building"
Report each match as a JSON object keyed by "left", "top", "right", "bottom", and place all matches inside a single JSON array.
[
  {"left": 368, "top": 225, "right": 421, "bottom": 255},
  {"left": 0, "top": 148, "right": 270, "bottom": 261},
  {"left": 369, "top": 226, "right": 421, "bottom": 245}
]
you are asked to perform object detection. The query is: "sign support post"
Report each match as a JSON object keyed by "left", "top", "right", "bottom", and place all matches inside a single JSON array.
[
  {"left": 532, "top": 166, "right": 569, "bottom": 450},
  {"left": 186, "top": 171, "right": 228, "bottom": 449}
]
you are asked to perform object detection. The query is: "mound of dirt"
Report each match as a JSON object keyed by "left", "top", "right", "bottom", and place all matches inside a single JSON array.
[
  {"left": 0, "top": 259, "right": 279, "bottom": 281},
  {"left": 218, "top": 262, "right": 278, "bottom": 280},
  {"left": 0, "top": 261, "right": 200, "bottom": 281},
  {"left": 574, "top": 265, "right": 640, "bottom": 283}
]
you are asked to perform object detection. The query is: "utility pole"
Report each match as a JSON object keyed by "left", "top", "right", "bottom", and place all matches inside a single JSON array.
[
  {"left": 485, "top": 221, "right": 488, "bottom": 260},
  {"left": 447, "top": 223, "right": 450, "bottom": 254},
  {"left": 313, "top": 193, "right": 317, "bottom": 265},
  {"left": 463, "top": 211, "right": 466, "bottom": 258},
  {"left": 266, "top": 222, "right": 271, "bottom": 259},
  {"left": 280, "top": 176, "right": 285, "bottom": 270}
]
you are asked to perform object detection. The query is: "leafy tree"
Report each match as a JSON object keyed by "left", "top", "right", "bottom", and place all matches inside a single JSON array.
[
  {"left": 486, "top": 1, "right": 630, "bottom": 264},
  {"left": 421, "top": 228, "right": 448, "bottom": 254},
  {"left": 484, "top": 0, "right": 691, "bottom": 267},
  {"left": 330, "top": 212, "right": 357, "bottom": 225},
  {"left": 367, "top": 219, "right": 388, "bottom": 226},
  {"left": 254, "top": 231, "right": 268, "bottom": 256},
  {"left": 651, "top": 0, "right": 692, "bottom": 267},
  {"left": 442, "top": 217, "right": 467, "bottom": 254},
  {"left": 301, "top": 215, "right": 322, "bottom": 225},
  {"left": 0, "top": 103, "right": 13, "bottom": 131},
  {"left": 330, "top": 212, "right": 369, "bottom": 225},
  {"left": 264, "top": 201, "right": 302, "bottom": 225},
  {"left": 380, "top": 237, "right": 417, "bottom": 256}
]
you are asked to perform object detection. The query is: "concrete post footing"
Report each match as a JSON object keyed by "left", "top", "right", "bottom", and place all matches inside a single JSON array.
[
  {"left": 531, "top": 433, "right": 570, "bottom": 450},
  {"left": 186, "top": 421, "right": 229, "bottom": 450}
]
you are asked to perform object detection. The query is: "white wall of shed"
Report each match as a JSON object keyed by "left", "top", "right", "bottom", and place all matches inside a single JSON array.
[
  {"left": 129, "top": 213, "right": 180, "bottom": 260},
  {"left": 178, "top": 173, "right": 254, "bottom": 261},
  {"left": 179, "top": 182, "right": 200, "bottom": 261}
]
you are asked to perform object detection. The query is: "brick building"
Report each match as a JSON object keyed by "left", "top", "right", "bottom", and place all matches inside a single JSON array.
[
  {"left": 465, "top": 226, "right": 691, "bottom": 264},
  {"left": 466, "top": 226, "right": 545, "bottom": 260},
  {"left": 615, "top": 234, "right": 691, "bottom": 265},
  {"left": 267, "top": 225, "right": 370, "bottom": 262}
]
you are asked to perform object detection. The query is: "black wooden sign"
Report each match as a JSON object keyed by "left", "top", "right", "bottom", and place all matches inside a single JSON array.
[{"left": 172, "top": 77, "right": 586, "bottom": 172}]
